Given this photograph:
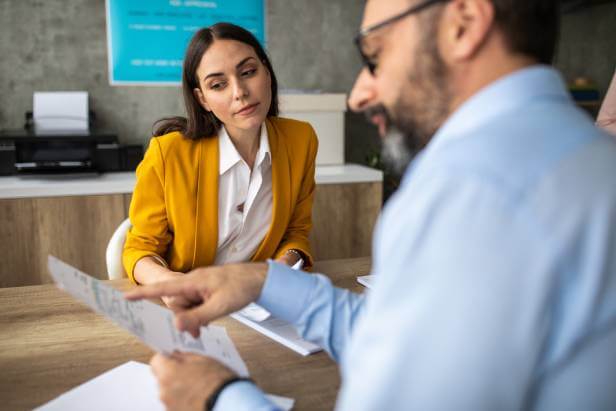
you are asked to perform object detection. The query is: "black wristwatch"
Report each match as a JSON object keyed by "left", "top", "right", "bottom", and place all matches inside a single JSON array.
[{"left": 204, "top": 376, "right": 253, "bottom": 411}]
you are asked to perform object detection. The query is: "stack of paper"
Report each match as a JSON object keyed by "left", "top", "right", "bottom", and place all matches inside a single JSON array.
[
  {"left": 231, "top": 260, "right": 322, "bottom": 356},
  {"left": 231, "top": 307, "right": 322, "bottom": 356}
]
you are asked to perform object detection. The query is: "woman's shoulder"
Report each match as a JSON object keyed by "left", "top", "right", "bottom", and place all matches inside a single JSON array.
[
  {"left": 269, "top": 116, "right": 313, "bottom": 132},
  {"left": 149, "top": 131, "right": 203, "bottom": 159},
  {"left": 268, "top": 117, "right": 317, "bottom": 144},
  {"left": 152, "top": 130, "right": 193, "bottom": 150}
]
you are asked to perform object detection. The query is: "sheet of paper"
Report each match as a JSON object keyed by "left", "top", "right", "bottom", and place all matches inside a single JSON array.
[
  {"left": 267, "top": 394, "right": 296, "bottom": 410},
  {"left": 35, "top": 361, "right": 164, "bottom": 411},
  {"left": 238, "top": 302, "right": 272, "bottom": 322},
  {"left": 232, "top": 259, "right": 321, "bottom": 356},
  {"left": 35, "top": 361, "right": 294, "bottom": 411},
  {"left": 47, "top": 255, "right": 248, "bottom": 377},
  {"left": 291, "top": 259, "right": 303, "bottom": 270},
  {"left": 33, "top": 91, "right": 89, "bottom": 133},
  {"left": 357, "top": 274, "right": 375, "bottom": 289},
  {"left": 237, "top": 259, "right": 302, "bottom": 322},
  {"left": 231, "top": 312, "right": 321, "bottom": 356}
]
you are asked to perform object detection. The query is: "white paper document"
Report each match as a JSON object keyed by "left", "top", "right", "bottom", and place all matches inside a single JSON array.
[
  {"left": 232, "top": 260, "right": 321, "bottom": 356},
  {"left": 47, "top": 256, "right": 248, "bottom": 377},
  {"left": 357, "top": 274, "right": 375, "bottom": 289},
  {"left": 231, "top": 312, "right": 322, "bottom": 356},
  {"left": 238, "top": 302, "right": 272, "bottom": 322},
  {"left": 237, "top": 260, "right": 303, "bottom": 321},
  {"left": 35, "top": 361, "right": 295, "bottom": 411}
]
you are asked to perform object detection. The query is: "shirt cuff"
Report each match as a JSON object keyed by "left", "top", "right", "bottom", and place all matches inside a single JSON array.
[
  {"left": 257, "top": 260, "right": 317, "bottom": 324},
  {"left": 213, "top": 381, "right": 278, "bottom": 411}
]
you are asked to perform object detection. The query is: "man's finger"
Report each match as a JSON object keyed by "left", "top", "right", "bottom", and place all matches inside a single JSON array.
[
  {"left": 174, "top": 294, "right": 228, "bottom": 337},
  {"left": 124, "top": 277, "right": 191, "bottom": 300}
]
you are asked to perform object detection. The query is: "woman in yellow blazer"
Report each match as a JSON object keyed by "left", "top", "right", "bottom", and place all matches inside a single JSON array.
[{"left": 123, "top": 23, "right": 317, "bottom": 301}]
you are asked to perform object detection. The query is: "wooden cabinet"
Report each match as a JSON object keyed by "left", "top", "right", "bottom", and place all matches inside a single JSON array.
[
  {"left": 0, "top": 183, "right": 381, "bottom": 287},
  {"left": 0, "top": 195, "right": 127, "bottom": 287},
  {"left": 310, "top": 182, "right": 381, "bottom": 261}
]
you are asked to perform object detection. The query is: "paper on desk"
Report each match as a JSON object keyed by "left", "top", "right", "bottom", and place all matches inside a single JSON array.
[
  {"left": 47, "top": 255, "right": 248, "bottom": 377},
  {"left": 232, "top": 258, "right": 321, "bottom": 356},
  {"left": 357, "top": 274, "right": 375, "bottom": 289},
  {"left": 238, "top": 302, "right": 272, "bottom": 322},
  {"left": 231, "top": 312, "right": 322, "bottom": 356},
  {"left": 35, "top": 361, "right": 295, "bottom": 411},
  {"left": 236, "top": 259, "right": 303, "bottom": 322}
]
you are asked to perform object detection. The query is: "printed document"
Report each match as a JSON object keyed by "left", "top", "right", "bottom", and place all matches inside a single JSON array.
[{"left": 47, "top": 255, "right": 248, "bottom": 376}]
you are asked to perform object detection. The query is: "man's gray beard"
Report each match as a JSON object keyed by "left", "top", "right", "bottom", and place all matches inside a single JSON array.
[{"left": 381, "top": 127, "right": 413, "bottom": 175}]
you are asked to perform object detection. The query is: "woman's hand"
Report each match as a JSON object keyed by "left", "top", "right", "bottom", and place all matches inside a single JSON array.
[
  {"left": 133, "top": 256, "right": 200, "bottom": 311},
  {"left": 159, "top": 272, "right": 203, "bottom": 312}
]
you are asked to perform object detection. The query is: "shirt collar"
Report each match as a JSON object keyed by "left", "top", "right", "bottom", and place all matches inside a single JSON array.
[
  {"left": 218, "top": 123, "right": 270, "bottom": 175},
  {"left": 255, "top": 122, "right": 271, "bottom": 168}
]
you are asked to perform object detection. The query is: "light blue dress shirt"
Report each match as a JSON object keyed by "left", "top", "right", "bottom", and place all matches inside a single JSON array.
[{"left": 214, "top": 66, "right": 616, "bottom": 410}]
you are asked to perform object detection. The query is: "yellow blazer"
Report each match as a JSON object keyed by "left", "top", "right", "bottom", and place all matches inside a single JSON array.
[{"left": 123, "top": 117, "right": 318, "bottom": 283}]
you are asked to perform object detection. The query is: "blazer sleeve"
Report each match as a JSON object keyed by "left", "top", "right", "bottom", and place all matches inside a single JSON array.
[
  {"left": 122, "top": 138, "right": 172, "bottom": 283},
  {"left": 273, "top": 126, "right": 318, "bottom": 269}
]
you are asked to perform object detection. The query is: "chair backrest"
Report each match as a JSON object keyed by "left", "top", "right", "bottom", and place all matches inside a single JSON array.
[{"left": 105, "top": 218, "right": 132, "bottom": 280}]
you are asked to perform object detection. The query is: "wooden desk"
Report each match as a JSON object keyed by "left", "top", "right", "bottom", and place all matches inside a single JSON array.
[{"left": 0, "top": 258, "right": 371, "bottom": 411}]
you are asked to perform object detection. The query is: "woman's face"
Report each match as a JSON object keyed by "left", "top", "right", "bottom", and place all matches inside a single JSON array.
[{"left": 194, "top": 39, "right": 272, "bottom": 136}]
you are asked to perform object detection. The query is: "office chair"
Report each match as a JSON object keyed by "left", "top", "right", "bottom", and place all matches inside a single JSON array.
[{"left": 105, "top": 218, "right": 131, "bottom": 280}]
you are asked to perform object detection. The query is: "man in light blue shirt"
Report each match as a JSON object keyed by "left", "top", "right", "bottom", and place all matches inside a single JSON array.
[{"left": 126, "top": 0, "right": 616, "bottom": 409}]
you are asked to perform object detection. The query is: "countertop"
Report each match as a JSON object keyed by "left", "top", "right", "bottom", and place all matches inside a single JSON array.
[{"left": 0, "top": 163, "right": 383, "bottom": 199}]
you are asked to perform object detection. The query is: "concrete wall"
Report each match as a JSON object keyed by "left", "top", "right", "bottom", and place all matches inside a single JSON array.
[
  {"left": 0, "top": 0, "right": 364, "bottom": 145},
  {"left": 555, "top": 2, "right": 616, "bottom": 98},
  {"left": 1, "top": 1, "right": 615, "bottom": 163}
]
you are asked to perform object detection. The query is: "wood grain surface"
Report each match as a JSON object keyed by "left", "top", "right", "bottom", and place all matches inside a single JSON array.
[
  {"left": 0, "top": 257, "right": 371, "bottom": 411},
  {"left": 0, "top": 183, "right": 380, "bottom": 287}
]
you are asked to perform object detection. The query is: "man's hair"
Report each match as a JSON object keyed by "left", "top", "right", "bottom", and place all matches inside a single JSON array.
[{"left": 491, "top": 0, "right": 560, "bottom": 64}]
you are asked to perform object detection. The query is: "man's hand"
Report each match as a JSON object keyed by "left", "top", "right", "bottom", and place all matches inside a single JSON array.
[
  {"left": 150, "top": 352, "right": 236, "bottom": 411},
  {"left": 160, "top": 272, "right": 203, "bottom": 312},
  {"left": 124, "top": 262, "right": 268, "bottom": 337}
]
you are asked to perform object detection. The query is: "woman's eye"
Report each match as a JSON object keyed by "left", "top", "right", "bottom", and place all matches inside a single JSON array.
[
  {"left": 241, "top": 69, "right": 257, "bottom": 77},
  {"left": 210, "top": 82, "right": 225, "bottom": 90}
]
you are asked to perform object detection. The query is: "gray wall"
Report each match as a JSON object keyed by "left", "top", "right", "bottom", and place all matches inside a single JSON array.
[
  {"left": 0, "top": 0, "right": 364, "bottom": 145},
  {"left": 0, "top": 1, "right": 615, "bottom": 164},
  {"left": 555, "top": 2, "right": 616, "bottom": 99}
]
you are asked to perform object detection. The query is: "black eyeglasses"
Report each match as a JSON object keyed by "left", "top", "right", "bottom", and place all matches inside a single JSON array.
[{"left": 354, "top": 0, "right": 448, "bottom": 75}]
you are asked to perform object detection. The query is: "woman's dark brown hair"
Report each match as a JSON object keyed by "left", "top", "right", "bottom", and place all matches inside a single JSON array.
[{"left": 153, "top": 22, "right": 279, "bottom": 139}]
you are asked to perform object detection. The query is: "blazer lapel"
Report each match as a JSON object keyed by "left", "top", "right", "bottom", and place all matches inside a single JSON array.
[
  {"left": 253, "top": 118, "right": 291, "bottom": 260},
  {"left": 193, "top": 135, "right": 219, "bottom": 268}
]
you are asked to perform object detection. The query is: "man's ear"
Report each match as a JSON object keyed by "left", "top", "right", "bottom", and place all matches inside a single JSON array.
[
  {"left": 194, "top": 88, "right": 211, "bottom": 111},
  {"left": 440, "top": 0, "right": 495, "bottom": 62}
]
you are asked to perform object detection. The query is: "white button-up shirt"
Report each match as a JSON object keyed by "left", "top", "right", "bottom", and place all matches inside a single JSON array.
[{"left": 214, "top": 124, "right": 272, "bottom": 265}]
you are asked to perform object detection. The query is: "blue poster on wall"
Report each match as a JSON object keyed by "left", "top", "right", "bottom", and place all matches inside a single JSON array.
[{"left": 105, "top": 0, "right": 265, "bottom": 85}]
